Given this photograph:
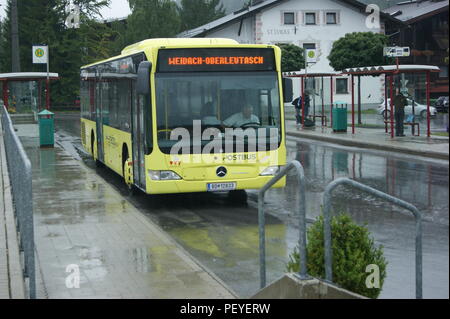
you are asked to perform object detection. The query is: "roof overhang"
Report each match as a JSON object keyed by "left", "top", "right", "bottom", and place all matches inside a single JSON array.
[
  {"left": 341, "top": 65, "right": 440, "bottom": 75},
  {"left": 0, "top": 72, "right": 60, "bottom": 81},
  {"left": 283, "top": 70, "right": 341, "bottom": 78}
]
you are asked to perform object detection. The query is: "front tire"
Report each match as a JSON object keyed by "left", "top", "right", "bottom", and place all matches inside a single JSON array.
[{"left": 382, "top": 110, "right": 391, "bottom": 119}]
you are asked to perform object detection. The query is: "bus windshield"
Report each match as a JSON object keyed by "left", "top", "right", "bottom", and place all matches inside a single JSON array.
[{"left": 155, "top": 71, "right": 282, "bottom": 154}]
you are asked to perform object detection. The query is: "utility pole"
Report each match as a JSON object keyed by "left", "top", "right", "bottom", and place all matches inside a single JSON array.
[{"left": 11, "top": 0, "right": 21, "bottom": 72}]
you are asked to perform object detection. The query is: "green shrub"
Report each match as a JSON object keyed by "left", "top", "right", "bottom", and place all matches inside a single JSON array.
[{"left": 286, "top": 214, "right": 387, "bottom": 298}]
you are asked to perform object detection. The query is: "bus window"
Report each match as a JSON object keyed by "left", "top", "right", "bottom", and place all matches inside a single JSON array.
[{"left": 155, "top": 71, "right": 281, "bottom": 154}]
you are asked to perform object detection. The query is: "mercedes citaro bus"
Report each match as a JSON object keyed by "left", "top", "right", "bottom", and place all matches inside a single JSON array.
[{"left": 80, "top": 38, "right": 292, "bottom": 195}]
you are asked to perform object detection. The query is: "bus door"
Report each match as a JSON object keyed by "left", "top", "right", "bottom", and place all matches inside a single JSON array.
[
  {"left": 95, "top": 76, "right": 104, "bottom": 163},
  {"left": 131, "top": 82, "right": 147, "bottom": 190}
]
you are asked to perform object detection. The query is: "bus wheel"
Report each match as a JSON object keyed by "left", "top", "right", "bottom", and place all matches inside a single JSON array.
[
  {"left": 92, "top": 133, "right": 103, "bottom": 167},
  {"left": 122, "top": 154, "right": 135, "bottom": 196},
  {"left": 228, "top": 190, "right": 248, "bottom": 206}
]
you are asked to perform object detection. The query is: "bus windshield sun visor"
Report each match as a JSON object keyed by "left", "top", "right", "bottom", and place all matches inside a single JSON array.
[{"left": 137, "top": 61, "right": 152, "bottom": 95}]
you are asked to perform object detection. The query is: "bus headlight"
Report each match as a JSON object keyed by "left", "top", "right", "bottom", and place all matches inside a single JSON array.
[
  {"left": 260, "top": 166, "right": 282, "bottom": 176},
  {"left": 148, "top": 170, "right": 182, "bottom": 181}
]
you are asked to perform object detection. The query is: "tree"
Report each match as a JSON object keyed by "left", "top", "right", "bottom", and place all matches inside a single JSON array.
[
  {"left": 179, "top": 0, "right": 225, "bottom": 31},
  {"left": 11, "top": 0, "right": 20, "bottom": 72},
  {"left": 276, "top": 43, "right": 305, "bottom": 72},
  {"left": 126, "top": 0, "right": 181, "bottom": 44},
  {"left": 328, "top": 32, "right": 392, "bottom": 124}
]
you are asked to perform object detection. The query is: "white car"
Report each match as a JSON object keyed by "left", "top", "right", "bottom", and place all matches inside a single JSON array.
[{"left": 378, "top": 98, "right": 437, "bottom": 118}]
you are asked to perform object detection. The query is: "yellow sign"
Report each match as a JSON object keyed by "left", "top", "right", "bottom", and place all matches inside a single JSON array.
[{"left": 32, "top": 45, "right": 48, "bottom": 64}]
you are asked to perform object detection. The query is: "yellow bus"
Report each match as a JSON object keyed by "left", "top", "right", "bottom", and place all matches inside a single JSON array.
[{"left": 80, "top": 38, "right": 289, "bottom": 196}]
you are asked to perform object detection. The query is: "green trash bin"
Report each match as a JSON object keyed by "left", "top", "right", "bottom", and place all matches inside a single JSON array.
[
  {"left": 38, "top": 110, "right": 54, "bottom": 147},
  {"left": 332, "top": 102, "right": 347, "bottom": 132}
]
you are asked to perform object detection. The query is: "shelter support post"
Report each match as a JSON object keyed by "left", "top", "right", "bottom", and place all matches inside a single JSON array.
[
  {"left": 389, "top": 75, "right": 394, "bottom": 139},
  {"left": 321, "top": 76, "right": 325, "bottom": 126},
  {"left": 384, "top": 75, "right": 388, "bottom": 133},
  {"left": 330, "top": 76, "right": 334, "bottom": 127},
  {"left": 2, "top": 80, "right": 8, "bottom": 109},
  {"left": 426, "top": 71, "right": 431, "bottom": 138},
  {"left": 301, "top": 77, "right": 305, "bottom": 128},
  {"left": 351, "top": 75, "right": 355, "bottom": 134}
]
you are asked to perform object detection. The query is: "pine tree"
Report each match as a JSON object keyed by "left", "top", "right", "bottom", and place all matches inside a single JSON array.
[
  {"left": 126, "top": 0, "right": 181, "bottom": 44},
  {"left": 179, "top": 0, "right": 225, "bottom": 31}
]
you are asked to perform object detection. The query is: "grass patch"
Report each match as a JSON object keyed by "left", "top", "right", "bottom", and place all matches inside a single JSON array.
[
  {"left": 432, "top": 132, "right": 449, "bottom": 137},
  {"left": 347, "top": 109, "right": 378, "bottom": 115},
  {"left": 347, "top": 123, "right": 385, "bottom": 129}
]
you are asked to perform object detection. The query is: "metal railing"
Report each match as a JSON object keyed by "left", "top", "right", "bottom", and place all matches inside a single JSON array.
[
  {"left": 1, "top": 105, "right": 35, "bottom": 299},
  {"left": 322, "top": 177, "right": 423, "bottom": 299},
  {"left": 258, "top": 160, "right": 308, "bottom": 289}
]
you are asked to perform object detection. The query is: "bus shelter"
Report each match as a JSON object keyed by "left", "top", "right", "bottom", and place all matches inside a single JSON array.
[
  {"left": 0, "top": 72, "right": 59, "bottom": 113},
  {"left": 283, "top": 70, "right": 341, "bottom": 128},
  {"left": 341, "top": 65, "right": 440, "bottom": 138}
]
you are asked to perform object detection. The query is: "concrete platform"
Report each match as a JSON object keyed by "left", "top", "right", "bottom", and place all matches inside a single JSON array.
[
  {"left": 251, "top": 273, "right": 365, "bottom": 299},
  {"left": 14, "top": 124, "right": 236, "bottom": 299}
]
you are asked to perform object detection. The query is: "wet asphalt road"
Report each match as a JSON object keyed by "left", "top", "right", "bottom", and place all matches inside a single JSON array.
[{"left": 54, "top": 113, "right": 449, "bottom": 299}]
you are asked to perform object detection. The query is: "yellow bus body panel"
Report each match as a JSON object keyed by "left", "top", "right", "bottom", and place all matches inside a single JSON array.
[
  {"left": 102, "top": 126, "right": 132, "bottom": 176},
  {"left": 81, "top": 118, "right": 97, "bottom": 158}
]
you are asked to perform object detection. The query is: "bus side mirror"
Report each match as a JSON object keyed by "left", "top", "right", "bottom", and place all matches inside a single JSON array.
[
  {"left": 282, "top": 78, "right": 293, "bottom": 102},
  {"left": 137, "top": 61, "right": 152, "bottom": 95}
]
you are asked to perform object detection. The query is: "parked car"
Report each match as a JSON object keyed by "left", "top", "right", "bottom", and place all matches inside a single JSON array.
[
  {"left": 434, "top": 96, "right": 449, "bottom": 113},
  {"left": 377, "top": 98, "right": 437, "bottom": 118}
]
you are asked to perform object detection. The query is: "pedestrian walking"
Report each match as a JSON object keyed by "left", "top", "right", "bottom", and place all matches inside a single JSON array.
[
  {"left": 393, "top": 89, "right": 408, "bottom": 137},
  {"left": 292, "top": 96, "right": 302, "bottom": 125},
  {"left": 292, "top": 93, "right": 311, "bottom": 125}
]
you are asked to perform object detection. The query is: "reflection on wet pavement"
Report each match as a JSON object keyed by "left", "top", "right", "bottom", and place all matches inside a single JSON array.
[{"left": 21, "top": 134, "right": 235, "bottom": 299}]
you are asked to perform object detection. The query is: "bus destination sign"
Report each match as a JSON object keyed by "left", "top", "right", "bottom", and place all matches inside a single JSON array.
[{"left": 158, "top": 48, "right": 276, "bottom": 72}]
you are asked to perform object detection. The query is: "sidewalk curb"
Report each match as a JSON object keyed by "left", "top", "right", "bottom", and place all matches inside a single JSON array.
[{"left": 287, "top": 130, "right": 449, "bottom": 160}]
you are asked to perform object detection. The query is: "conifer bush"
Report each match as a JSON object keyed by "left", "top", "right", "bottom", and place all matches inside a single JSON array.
[{"left": 286, "top": 214, "right": 387, "bottom": 298}]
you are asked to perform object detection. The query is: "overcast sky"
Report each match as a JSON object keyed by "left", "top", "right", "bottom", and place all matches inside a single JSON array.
[{"left": 0, "top": 0, "right": 132, "bottom": 21}]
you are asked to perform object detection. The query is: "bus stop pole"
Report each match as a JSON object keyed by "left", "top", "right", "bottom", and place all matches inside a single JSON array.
[
  {"left": 46, "top": 55, "right": 50, "bottom": 110},
  {"left": 351, "top": 74, "right": 355, "bottom": 134},
  {"left": 426, "top": 71, "right": 431, "bottom": 138}
]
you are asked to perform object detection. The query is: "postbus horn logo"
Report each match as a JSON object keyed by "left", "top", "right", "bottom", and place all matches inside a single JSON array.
[{"left": 35, "top": 48, "right": 44, "bottom": 58}]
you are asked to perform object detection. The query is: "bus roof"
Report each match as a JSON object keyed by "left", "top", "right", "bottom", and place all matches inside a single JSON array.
[
  {"left": 81, "top": 38, "right": 258, "bottom": 69},
  {"left": 121, "top": 38, "right": 239, "bottom": 55}
]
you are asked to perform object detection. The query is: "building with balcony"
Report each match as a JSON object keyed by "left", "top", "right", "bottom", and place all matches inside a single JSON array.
[{"left": 384, "top": 0, "right": 449, "bottom": 98}]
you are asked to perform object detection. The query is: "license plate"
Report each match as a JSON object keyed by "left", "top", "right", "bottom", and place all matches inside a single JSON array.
[{"left": 207, "top": 182, "right": 237, "bottom": 192}]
